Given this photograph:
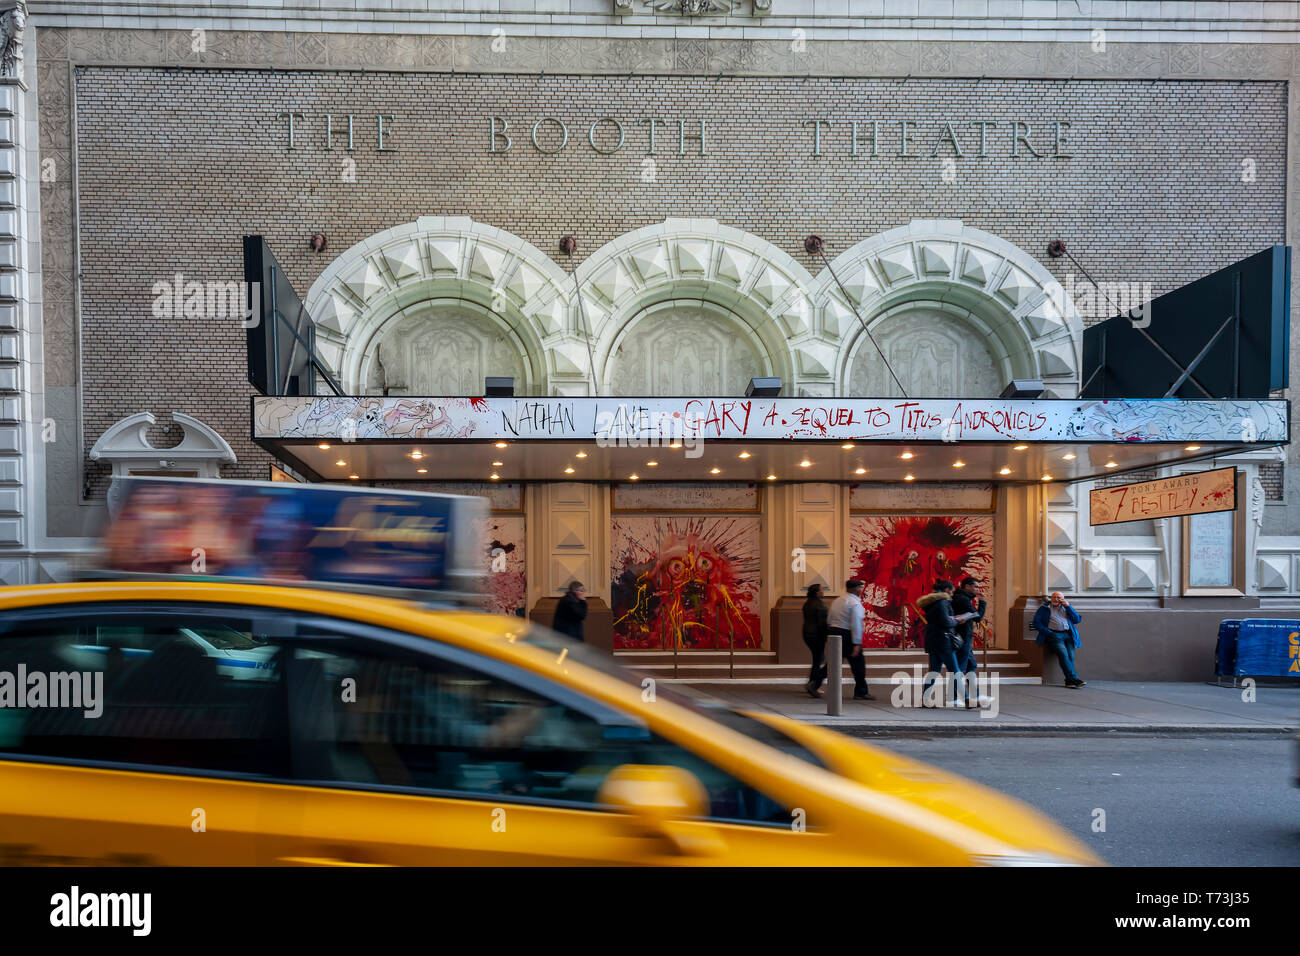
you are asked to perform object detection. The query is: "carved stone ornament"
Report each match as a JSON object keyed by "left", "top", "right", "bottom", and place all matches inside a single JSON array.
[
  {"left": 0, "top": 1, "right": 24, "bottom": 80},
  {"left": 1250, "top": 475, "right": 1266, "bottom": 528},
  {"left": 615, "top": 0, "right": 769, "bottom": 14}
]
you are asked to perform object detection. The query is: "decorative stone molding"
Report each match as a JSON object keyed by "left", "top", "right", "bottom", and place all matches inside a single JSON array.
[
  {"left": 0, "top": 2, "right": 23, "bottom": 80},
  {"left": 89, "top": 411, "right": 235, "bottom": 479},
  {"left": 614, "top": 0, "right": 770, "bottom": 15}
]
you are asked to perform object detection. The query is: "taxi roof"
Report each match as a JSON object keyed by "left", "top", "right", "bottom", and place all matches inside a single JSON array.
[{"left": 0, "top": 580, "right": 515, "bottom": 646}]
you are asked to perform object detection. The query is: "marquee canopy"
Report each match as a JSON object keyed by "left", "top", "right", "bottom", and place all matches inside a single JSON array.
[{"left": 252, "top": 395, "right": 1288, "bottom": 485}]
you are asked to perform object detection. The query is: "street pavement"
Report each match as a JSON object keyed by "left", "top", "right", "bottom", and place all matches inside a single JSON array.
[
  {"left": 671, "top": 679, "right": 1299, "bottom": 733},
  {"left": 879, "top": 736, "right": 1300, "bottom": 866}
]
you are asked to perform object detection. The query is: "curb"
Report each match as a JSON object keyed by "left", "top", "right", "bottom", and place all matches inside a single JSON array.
[{"left": 789, "top": 721, "right": 1297, "bottom": 735}]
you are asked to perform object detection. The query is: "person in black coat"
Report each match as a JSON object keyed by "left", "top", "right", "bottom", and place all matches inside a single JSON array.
[
  {"left": 950, "top": 575, "right": 987, "bottom": 689},
  {"left": 552, "top": 581, "right": 587, "bottom": 641},
  {"left": 915, "top": 579, "right": 977, "bottom": 708},
  {"left": 801, "top": 583, "right": 829, "bottom": 698}
]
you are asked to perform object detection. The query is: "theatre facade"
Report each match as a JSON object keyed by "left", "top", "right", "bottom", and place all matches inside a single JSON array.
[{"left": 5, "top": 1, "right": 1300, "bottom": 681}]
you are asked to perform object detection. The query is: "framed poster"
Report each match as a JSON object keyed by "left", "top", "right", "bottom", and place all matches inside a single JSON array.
[
  {"left": 848, "top": 514, "right": 994, "bottom": 649},
  {"left": 1182, "top": 472, "right": 1245, "bottom": 596},
  {"left": 609, "top": 515, "right": 762, "bottom": 650}
]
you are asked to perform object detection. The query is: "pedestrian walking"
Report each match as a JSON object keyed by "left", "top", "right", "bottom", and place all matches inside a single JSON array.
[
  {"left": 801, "top": 583, "right": 829, "bottom": 698},
  {"left": 827, "top": 579, "right": 874, "bottom": 701},
  {"left": 1031, "top": 591, "right": 1086, "bottom": 687},
  {"left": 552, "top": 580, "right": 588, "bottom": 642},
  {"left": 917, "top": 579, "right": 978, "bottom": 707},
  {"left": 951, "top": 575, "right": 987, "bottom": 704}
]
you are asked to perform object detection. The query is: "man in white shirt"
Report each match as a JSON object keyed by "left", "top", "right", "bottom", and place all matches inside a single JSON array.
[{"left": 827, "top": 579, "right": 873, "bottom": 700}]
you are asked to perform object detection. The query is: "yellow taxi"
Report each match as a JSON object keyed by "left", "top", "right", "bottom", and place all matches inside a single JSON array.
[{"left": 0, "top": 580, "right": 1101, "bottom": 866}]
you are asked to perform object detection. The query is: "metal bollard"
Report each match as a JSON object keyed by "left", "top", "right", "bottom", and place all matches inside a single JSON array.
[{"left": 826, "top": 632, "right": 842, "bottom": 716}]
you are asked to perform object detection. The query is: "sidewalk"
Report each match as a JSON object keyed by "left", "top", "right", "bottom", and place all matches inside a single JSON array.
[{"left": 672, "top": 679, "right": 1299, "bottom": 734}]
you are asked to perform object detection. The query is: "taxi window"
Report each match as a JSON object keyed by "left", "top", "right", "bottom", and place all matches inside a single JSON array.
[
  {"left": 286, "top": 627, "right": 794, "bottom": 826},
  {"left": 0, "top": 607, "right": 288, "bottom": 778}
]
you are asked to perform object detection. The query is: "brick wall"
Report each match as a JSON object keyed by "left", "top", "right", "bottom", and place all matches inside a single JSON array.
[{"left": 70, "top": 68, "right": 1287, "bottom": 494}]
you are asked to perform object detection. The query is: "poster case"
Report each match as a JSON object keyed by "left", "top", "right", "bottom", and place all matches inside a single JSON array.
[{"left": 1181, "top": 471, "right": 1246, "bottom": 596}]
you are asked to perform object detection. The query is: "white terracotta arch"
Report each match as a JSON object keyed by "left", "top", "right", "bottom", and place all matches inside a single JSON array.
[
  {"left": 302, "top": 216, "right": 575, "bottom": 393},
  {"left": 573, "top": 219, "right": 815, "bottom": 395},
  {"left": 810, "top": 219, "right": 1085, "bottom": 398}
]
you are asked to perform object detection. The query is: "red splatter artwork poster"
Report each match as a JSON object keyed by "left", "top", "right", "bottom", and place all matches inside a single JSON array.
[
  {"left": 611, "top": 516, "right": 762, "bottom": 650},
  {"left": 849, "top": 515, "right": 994, "bottom": 649}
]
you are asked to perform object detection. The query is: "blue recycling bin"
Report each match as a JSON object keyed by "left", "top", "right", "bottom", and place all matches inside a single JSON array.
[
  {"left": 1215, "top": 620, "right": 1241, "bottom": 677},
  {"left": 1234, "top": 619, "right": 1300, "bottom": 678}
]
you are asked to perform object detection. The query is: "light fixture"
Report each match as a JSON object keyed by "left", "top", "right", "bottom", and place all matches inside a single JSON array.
[
  {"left": 900, "top": 452, "right": 914, "bottom": 460},
  {"left": 646, "top": 460, "right": 659, "bottom": 467},
  {"left": 1000, "top": 379, "right": 1045, "bottom": 399},
  {"left": 1062, "top": 453, "right": 1076, "bottom": 461},
  {"left": 738, "top": 451, "right": 751, "bottom": 459},
  {"left": 318, "top": 443, "right": 331, "bottom": 450},
  {"left": 629, "top": 474, "right": 639, "bottom": 481},
  {"left": 1105, "top": 461, "right": 1118, "bottom": 468},
  {"left": 799, "top": 459, "right": 812, "bottom": 468},
  {"left": 417, "top": 468, "right": 428, "bottom": 474},
  {"left": 410, "top": 451, "right": 424, "bottom": 460},
  {"left": 492, "top": 460, "right": 504, "bottom": 467},
  {"left": 766, "top": 474, "right": 777, "bottom": 481},
  {"left": 745, "top": 377, "right": 782, "bottom": 398},
  {"left": 575, "top": 451, "right": 588, "bottom": 459},
  {"left": 490, "top": 473, "right": 500, "bottom": 480},
  {"left": 494, "top": 442, "right": 508, "bottom": 449},
  {"left": 669, "top": 442, "right": 682, "bottom": 450},
  {"left": 709, "top": 467, "right": 721, "bottom": 474},
  {"left": 1185, "top": 444, "right": 1201, "bottom": 451},
  {"left": 335, "top": 459, "right": 347, "bottom": 467},
  {"left": 854, "top": 467, "right": 866, "bottom": 475},
  {"left": 348, "top": 474, "right": 359, "bottom": 480},
  {"left": 564, "top": 466, "right": 575, "bottom": 474},
  {"left": 841, "top": 443, "right": 855, "bottom": 450},
  {"left": 1041, "top": 474, "right": 1053, "bottom": 482},
  {"left": 952, "top": 460, "right": 966, "bottom": 468},
  {"left": 484, "top": 376, "right": 515, "bottom": 397},
  {"left": 904, "top": 474, "right": 915, "bottom": 481},
  {"left": 998, "top": 467, "right": 1012, "bottom": 475},
  {"left": 1013, "top": 444, "right": 1028, "bottom": 451}
]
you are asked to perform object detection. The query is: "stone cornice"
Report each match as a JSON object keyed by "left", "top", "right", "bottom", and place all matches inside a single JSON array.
[
  {"left": 25, "top": 1, "right": 1300, "bottom": 43},
  {"left": 30, "top": 29, "right": 1300, "bottom": 80}
]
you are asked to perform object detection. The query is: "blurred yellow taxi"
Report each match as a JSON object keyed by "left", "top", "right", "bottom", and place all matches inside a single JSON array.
[{"left": 0, "top": 581, "right": 1101, "bottom": 866}]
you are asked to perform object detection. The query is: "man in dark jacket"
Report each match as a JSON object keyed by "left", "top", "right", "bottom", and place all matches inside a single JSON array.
[
  {"left": 951, "top": 576, "right": 987, "bottom": 693},
  {"left": 552, "top": 581, "right": 588, "bottom": 641}
]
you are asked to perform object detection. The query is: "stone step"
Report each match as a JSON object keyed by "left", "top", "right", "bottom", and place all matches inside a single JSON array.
[{"left": 614, "top": 649, "right": 1035, "bottom": 681}]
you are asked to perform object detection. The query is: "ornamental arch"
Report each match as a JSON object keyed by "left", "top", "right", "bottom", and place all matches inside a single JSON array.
[
  {"left": 302, "top": 216, "right": 574, "bottom": 395},
  {"left": 573, "top": 219, "right": 811, "bottom": 396},
  {"left": 812, "top": 220, "right": 1086, "bottom": 399}
]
